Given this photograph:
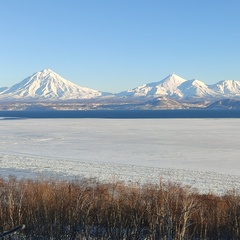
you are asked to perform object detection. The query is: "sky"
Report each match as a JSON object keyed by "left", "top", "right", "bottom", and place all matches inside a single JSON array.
[{"left": 0, "top": 0, "right": 240, "bottom": 93}]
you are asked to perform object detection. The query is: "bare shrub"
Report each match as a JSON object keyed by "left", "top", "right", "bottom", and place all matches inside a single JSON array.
[{"left": 0, "top": 175, "right": 239, "bottom": 239}]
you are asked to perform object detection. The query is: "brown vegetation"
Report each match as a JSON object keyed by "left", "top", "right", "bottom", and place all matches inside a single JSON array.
[{"left": 0, "top": 176, "right": 239, "bottom": 239}]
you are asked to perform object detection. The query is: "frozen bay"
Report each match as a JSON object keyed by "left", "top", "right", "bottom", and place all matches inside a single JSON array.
[{"left": 1, "top": 118, "right": 240, "bottom": 194}]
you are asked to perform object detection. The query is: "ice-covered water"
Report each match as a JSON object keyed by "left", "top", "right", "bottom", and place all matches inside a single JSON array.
[{"left": 1, "top": 118, "right": 240, "bottom": 194}]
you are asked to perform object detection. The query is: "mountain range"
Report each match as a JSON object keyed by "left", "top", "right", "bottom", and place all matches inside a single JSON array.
[
  {"left": 1, "top": 69, "right": 240, "bottom": 110},
  {"left": 117, "top": 74, "right": 240, "bottom": 101}
]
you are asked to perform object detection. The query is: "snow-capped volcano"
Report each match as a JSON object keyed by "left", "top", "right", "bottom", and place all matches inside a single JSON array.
[
  {"left": 210, "top": 80, "right": 240, "bottom": 96},
  {"left": 0, "top": 69, "right": 103, "bottom": 100},
  {"left": 178, "top": 79, "right": 216, "bottom": 99},
  {"left": 117, "top": 73, "right": 187, "bottom": 99},
  {"left": 1, "top": 70, "right": 240, "bottom": 108},
  {"left": 117, "top": 74, "right": 240, "bottom": 101}
]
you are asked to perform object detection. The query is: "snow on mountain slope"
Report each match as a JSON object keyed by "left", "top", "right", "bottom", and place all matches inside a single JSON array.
[
  {"left": 117, "top": 74, "right": 187, "bottom": 99},
  {"left": 2, "top": 70, "right": 240, "bottom": 103},
  {"left": 144, "top": 96, "right": 184, "bottom": 109},
  {"left": 159, "top": 73, "right": 186, "bottom": 91},
  {"left": 117, "top": 74, "right": 240, "bottom": 101},
  {"left": 0, "top": 69, "right": 103, "bottom": 100},
  {"left": 179, "top": 79, "right": 216, "bottom": 99},
  {"left": 0, "top": 87, "right": 8, "bottom": 93},
  {"left": 210, "top": 80, "right": 240, "bottom": 96}
]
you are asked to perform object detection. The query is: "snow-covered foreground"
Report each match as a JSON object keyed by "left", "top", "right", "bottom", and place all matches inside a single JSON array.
[{"left": 1, "top": 118, "right": 240, "bottom": 194}]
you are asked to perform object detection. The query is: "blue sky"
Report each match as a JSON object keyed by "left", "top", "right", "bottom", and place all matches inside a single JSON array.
[{"left": 0, "top": 0, "right": 240, "bottom": 93}]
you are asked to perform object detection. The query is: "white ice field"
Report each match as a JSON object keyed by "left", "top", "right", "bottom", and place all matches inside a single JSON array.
[{"left": 1, "top": 118, "right": 240, "bottom": 195}]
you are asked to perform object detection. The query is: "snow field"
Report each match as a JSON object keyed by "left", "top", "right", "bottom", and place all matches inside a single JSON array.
[{"left": 1, "top": 118, "right": 240, "bottom": 194}]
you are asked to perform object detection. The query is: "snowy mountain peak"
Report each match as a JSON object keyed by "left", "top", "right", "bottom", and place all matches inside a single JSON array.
[
  {"left": 211, "top": 79, "right": 240, "bottom": 95},
  {"left": 0, "top": 69, "right": 103, "bottom": 100},
  {"left": 42, "top": 68, "right": 53, "bottom": 73},
  {"left": 1, "top": 70, "right": 240, "bottom": 103},
  {"left": 178, "top": 79, "right": 216, "bottom": 99},
  {"left": 117, "top": 73, "right": 187, "bottom": 98},
  {"left": 169, "top": 73, "right": 184, "bottom": 79},
  {"left": 33, "top": 69, "right": 66, "bottom": 82},
  {"left": 160, "top": 73, "right": 187, "bottom": 90}
]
